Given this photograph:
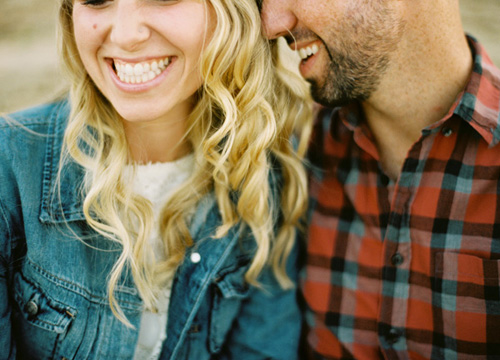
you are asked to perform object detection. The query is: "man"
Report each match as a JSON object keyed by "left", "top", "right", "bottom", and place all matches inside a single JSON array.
[{"left": 261, "top": 0, "right": 500, "bottom": 358}]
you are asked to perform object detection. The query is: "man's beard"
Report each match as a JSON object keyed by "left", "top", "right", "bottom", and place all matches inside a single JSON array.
[
  {"left": 309, "top": 40, "right": 393, "bottom": 108},
  {"left": 307, "top": 5, "right": 404, "bottom": 108}
]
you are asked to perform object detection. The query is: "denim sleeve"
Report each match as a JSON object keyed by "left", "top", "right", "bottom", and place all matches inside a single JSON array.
[
  {"left": 219, "top": 239, "right": 302, "bottom": 360},
  {"left": 0, "top": 200, "right": 15, "bottom": 360}
]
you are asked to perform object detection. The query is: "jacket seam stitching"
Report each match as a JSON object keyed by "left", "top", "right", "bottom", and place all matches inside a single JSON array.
[
  {"left": 26, "top": 258, "right": 142, "bottom": 309},
  {"left": 0, "top": 121, "right": 51, "bottom": 130},
  {"left": 0, "top": 200, "right": 13, "bottom": 269}
]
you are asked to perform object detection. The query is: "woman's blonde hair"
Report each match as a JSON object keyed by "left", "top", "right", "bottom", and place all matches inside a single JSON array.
[{"left": 58, "top": 0, "right": 312, "bottom": 325}]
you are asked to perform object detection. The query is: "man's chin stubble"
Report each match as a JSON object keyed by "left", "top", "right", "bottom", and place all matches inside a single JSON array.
[{"left": 308, "top": 78, "right": 367, "bottom": 108}]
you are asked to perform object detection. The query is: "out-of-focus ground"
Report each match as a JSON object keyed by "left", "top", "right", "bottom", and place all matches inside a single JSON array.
[
  {"left": 1, "top": 0, "right": 499, "bottom": 113},
  {"left": 0, "top": 1, "right": 63, "bottom": 113}
]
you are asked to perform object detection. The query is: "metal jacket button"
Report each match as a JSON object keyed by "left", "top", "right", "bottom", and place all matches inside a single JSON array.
[
  {"left": 188, "top": 324, "right": 201, "bottom": 333},
  {"left": 25, "top": 300, "right": 39, "bottom": 316},
  {"left": 190, "top": 252, "right": 201, "bottom": 263}
]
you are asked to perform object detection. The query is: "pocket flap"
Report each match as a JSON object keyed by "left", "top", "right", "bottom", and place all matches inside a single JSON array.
[
  {"left": 14, "top": 272, "right": 76, "bottom": 334},
  {"left": 209, "top": 258, "right": 252, "bottom": 353},
  {"left": 435, "top": 251, "right": 500, "bottom": 284},
  {"left": 213, "top": 258, "right": 251, "bottom": 299}
]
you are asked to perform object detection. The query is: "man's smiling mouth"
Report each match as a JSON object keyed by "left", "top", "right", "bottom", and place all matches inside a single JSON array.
[{"left": 298, "top": 44, "right": 319, "bottom": 62}]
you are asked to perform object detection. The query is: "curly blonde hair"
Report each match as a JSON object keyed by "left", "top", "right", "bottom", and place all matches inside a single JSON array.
[{"left": 58, "top": 0, "right": 312, "bottom": 325}]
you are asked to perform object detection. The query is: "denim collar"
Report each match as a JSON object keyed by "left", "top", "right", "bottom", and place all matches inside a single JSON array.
[
  {"left": 37, "top": 99, "right": 218, "bottom": 241},
  {"left": 38, "top": 99, "right": 86, "bottom": 224}
]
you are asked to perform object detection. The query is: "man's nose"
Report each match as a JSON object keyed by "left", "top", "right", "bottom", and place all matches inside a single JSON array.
[{"left": 260, "top": 0, "right": 297, "bottom": 40}]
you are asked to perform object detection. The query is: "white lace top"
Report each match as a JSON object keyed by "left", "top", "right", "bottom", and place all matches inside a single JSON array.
[{"left": 126, "top": 154, "right": 195, "bottom": 360}]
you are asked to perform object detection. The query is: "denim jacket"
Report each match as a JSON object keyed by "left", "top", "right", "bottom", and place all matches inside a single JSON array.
[{"left": 0, "top": 100, "right": 301, "bottom": 360}]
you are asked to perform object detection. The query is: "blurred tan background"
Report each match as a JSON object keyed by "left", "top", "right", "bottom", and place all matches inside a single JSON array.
[{"left": 1, "top": 0, "right": 499, "bottom": 113}]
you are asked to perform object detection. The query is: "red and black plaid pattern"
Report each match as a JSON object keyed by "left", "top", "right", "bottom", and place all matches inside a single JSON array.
[{"left": 303, "top": 37, "right": 500, "bottom": 359}]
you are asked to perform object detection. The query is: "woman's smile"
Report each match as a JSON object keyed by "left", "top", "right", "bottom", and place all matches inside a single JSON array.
[
  {"left": 106, "top": 55, "right": 177, "bottom": 94},
  {"left": 72, "top": 0, "right": 215, "bottom": 124},
  {"left": 112, "top": 56, "right": 172, "bottom": 85}
]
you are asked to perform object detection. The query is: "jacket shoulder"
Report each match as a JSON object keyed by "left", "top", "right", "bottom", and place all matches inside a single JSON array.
[
  {"left": 0, "top": 98, "right": 69, "bottom": 133},
  {"left": 0, "top": 98, "right": 70, "bottom": 205},
  {"left": 0, "top": 98, "right": 69, "bottom": 166}
]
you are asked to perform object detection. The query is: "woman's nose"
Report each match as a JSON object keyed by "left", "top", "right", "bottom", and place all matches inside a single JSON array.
[
  {"left": 260, "top": 0, "right": 298, "bottom": 40},
  {"left": 109, "top": 1, "right": 150, "bottom": 51}
]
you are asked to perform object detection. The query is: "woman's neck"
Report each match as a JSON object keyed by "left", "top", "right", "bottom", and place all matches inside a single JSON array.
[{"left": 123, "top": 115, "right": 192, "bottom": 164}]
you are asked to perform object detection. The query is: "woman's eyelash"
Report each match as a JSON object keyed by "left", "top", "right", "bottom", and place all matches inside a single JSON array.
[
  {"left": 81, "top": 0, "right": 109, "bottom": 6},
  {"left": 80, "top": 0, "right": 178, "bottom": 6}
]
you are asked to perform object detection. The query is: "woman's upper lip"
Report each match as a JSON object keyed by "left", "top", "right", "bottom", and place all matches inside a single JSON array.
[{"left": 105, "top": 55, "right": 173, "bottom": 63}]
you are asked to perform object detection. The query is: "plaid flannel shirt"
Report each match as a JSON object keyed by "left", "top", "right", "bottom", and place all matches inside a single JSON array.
[{"left": 304, "top": 36, "right": 500, "bottom": 359}]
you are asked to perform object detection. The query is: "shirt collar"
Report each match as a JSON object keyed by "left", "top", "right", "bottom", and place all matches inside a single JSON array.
[
  {"left": 337, "top": 36, "right": 500, "bottom": 147},
  {"left": 454, "top": 35, "right": 500, "bottom": 147}
]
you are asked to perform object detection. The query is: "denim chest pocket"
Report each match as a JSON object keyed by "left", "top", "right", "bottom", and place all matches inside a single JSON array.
[
  {"left": 209, "top": 257, "right": 251, "bottom": 354},
  {"left": 12, "top": 271, "right": 77, "bottom": 359}
]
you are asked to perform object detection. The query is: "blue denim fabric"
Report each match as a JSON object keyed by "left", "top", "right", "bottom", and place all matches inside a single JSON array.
[{"left": 0, "top": 100, "right": 301, "bottom": 360}]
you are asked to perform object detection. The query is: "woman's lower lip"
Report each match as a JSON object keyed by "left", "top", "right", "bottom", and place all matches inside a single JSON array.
[{"left": 108, "top": 59, "right": 174, "bottom": 93}]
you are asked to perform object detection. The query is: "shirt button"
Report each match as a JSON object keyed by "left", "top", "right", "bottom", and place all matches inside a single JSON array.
[
  {"left": 391, "top": 252, "right": 404, "bottom": 266},
  {"left": 387, "top": 328, "right": 402, "bottom": 344},
  {"left": 380, "top": 174, "right": 390, "bottom": 187},
  {"left": 441, "top": 127, "right": 453, "bottom": 137},
  {"left": 25, "top": 300, "right": 39, "bottom": 316},
  {"left": 190, "top": 252, "right": 201, "bottom": 263}
]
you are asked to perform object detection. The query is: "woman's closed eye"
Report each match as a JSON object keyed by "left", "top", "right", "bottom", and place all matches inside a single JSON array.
[
  {"left": 79, "top": 0, "right": 112, "bottom": 8},
  {"left": 151, "top": 0, "right": 180, "bottom": 4},
  {"left": 79, "top": 0, "right": 180, "bottom": 8}
]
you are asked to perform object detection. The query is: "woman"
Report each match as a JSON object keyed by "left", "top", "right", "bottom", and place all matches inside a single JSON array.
[{"left": 0, "top": 0, "right": 312, "bottom": 359}]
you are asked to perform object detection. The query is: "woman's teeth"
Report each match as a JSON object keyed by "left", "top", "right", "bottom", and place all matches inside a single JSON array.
[
  {"left": 114, "top": 57, "right": 171, "bottom": 84},
  {"left": 298, "top": 44, "right": 319, "bottom": 60}
]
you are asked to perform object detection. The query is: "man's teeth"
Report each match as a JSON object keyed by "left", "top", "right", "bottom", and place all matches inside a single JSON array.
[
  {"left": 114, "top": 57, "right": 171, "bottom": 84},
  {"left": 298, "top": 44, "right": 319, "bottom": 60}
]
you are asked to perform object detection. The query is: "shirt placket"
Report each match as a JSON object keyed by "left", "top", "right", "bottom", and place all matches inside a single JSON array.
[{"left": 377, "top": 132, "right": 435, "bottom": 358}]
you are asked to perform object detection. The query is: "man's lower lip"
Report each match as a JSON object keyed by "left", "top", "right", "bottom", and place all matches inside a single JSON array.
[{"left": 299, "top": 52, "right": 317, "bottom": 77}]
